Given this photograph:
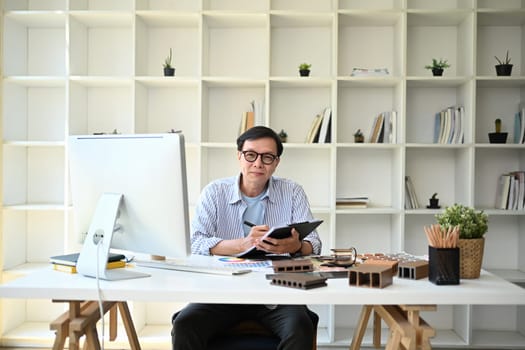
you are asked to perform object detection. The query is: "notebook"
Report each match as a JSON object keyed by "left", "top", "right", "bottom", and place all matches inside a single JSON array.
[{"left": 235, "top": 219, "right": 323, "bottom": 259}]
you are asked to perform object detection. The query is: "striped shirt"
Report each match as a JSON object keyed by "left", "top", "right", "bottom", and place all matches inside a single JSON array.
[{"left": 191, "top": 174, "right": 322, "bottom": 256}]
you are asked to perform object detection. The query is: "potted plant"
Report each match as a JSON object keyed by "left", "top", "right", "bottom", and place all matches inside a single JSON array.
[
  {"left": 494, "top": 50, "right": 512, "bottom": 76},
  {"left": 435, "top": 204, "right": 488, "bottom": 278},
  {"left": 353, "top": 129, "right": 364, "bottom": 143},
  {"left": 298, "top": 63, "right": 311, "bottom": 77},
  {"left": 424, "top": 58, "right": 451, "bottom": 76},
  {"left": 488, "top": 118, "right": 507, "bottom": 144},
  {"left": 427, "top": 193, "right": 440, "bottom": 209},
  {"left": 163, "top": 48, "right": 175, "bottom": 76}
]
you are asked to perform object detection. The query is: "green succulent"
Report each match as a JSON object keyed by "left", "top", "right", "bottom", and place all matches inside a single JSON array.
[
  {"left": 435, "top": 204, "right": 488, "bottom": 239},
  {"left": 425, "top": 58, "right": 451, "bottom": 70},
  {"left": 298, "top": 63, "right": 311, "bottom": 70}
]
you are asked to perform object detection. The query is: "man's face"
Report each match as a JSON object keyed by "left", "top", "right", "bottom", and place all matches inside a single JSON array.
[{"left": 237, "top": 137, "right": 280, "bottom": 187}]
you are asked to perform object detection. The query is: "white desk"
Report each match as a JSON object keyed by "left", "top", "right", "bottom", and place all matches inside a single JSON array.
[
  {"left": 2, "top": 264, "right": 524, "bottom": 305},
  {"left": 1, "top": 262, "right": 525, "bottom": 350}
]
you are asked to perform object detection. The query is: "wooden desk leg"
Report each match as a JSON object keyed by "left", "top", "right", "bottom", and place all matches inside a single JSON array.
[
  {"left": 117, "top": 302, "right": 142, "bottom": 350},
  {"left": 399, "top": 305, "right": 436, "bottom": 350},
  {"left": 109, "top": 304, "right": 118, "bottom": 341},
  {"left": 373, "top": 310, "right": 381, "bottom": 348},
  {"left": 84, "top": 324, "right": 101, "bottom": 350},
  {"left": 68, "top": 301, "right": 83, "bottom": 350},
  {"left": 349, "top": 305, "right": 373, "bottom": 350},
  {"left": 51, "top": 301, "right": 92, "bottom": 350}
]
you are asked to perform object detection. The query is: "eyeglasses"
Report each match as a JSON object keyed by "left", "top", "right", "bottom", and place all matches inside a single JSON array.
[{"left": 241, "top": 151, "right": 278, "bottom": 165}]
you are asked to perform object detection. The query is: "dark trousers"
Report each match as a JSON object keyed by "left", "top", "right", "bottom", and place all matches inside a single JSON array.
[{"left": 171, "top": 303, "right": 318, "bottom": 350}]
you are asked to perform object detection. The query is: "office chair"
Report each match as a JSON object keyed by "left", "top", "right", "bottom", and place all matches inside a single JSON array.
[{"left": 207, "top": 309, "right": 318, "bottom": 350}]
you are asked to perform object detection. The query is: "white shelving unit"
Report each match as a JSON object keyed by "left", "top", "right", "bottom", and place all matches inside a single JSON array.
[{"left": 1, "top": 0, "right": 524, "bottom": 348}]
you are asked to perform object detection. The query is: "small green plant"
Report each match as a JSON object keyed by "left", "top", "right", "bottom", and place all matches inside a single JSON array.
[
  {"left": 435, "top": 204, "right": 488, "bottom": 239},
  {"left": 353, "top": 129, "right": 363, "bottom": 137},
  {"left": 163, "top": 48, "right": 173, "bottom": 69},
  {"left": 298, "top": 63, "right": 311, "bottom": 71},
  {"left": 431, "top": 193, "right": 438, "bottom": 200},
  {"left": 495, "top": 118, "right": 502, "bottom": 133},
  {"left": 424, "top": 58, "right": 451, "bottom": 70},
  {"left": 495, "top": 50, "right": 511, "bottom": 65}
]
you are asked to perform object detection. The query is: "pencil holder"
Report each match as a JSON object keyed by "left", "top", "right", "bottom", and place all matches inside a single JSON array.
[{"left": 428, "top": 246, "right": 460, "bottom": 285}]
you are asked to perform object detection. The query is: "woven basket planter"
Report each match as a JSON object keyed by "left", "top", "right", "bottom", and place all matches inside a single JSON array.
[{"left": 457, "top": 237, "right": 485, "bottom": 279}]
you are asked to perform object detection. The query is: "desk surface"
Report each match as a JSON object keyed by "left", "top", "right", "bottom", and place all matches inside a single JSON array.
[{"left": 1, "top": 260, "right": 525, "bottom": 305}]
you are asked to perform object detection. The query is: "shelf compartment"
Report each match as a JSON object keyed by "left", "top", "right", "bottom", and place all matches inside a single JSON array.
[
  {"left": 275, "top": 147, "right": 332, "bottom": 208},
  {"left": 471, "top": 305, "right": 525, "bottom": 347},
  {"left": 407, "top": 10, "right": 474, "bottom": 77},
  {"left": 337, "top": 82, "right": 402, "bottom": 144},
  {"left": 477, "top": 0, "right": 525, "bottom": 10},
  {"left": 407, "top": 1, "right": 474, "bottom": 10},
  {"left": 474, "top": 148, "right": 525, "bottom": 208},
  {"left": 203, "top": 0, "right": 268, "bottom": 13},
  {"left": 2, "top": 82, "right": 66, "bottom": 142},
  {"left": 2, "top": 146, "right": 65, "bottom": 207},
  {"left": 68, "top": 81, "right": 133, "bottom": 135},
  {"left": 336, "top": 147, "right": 402, "bottom": 210},
  {"left": 134, "top": 81, "right": 200, "bottom": 140},
  {"left": 269, "top": 83, "right": 332, "bottom": 143},
  {"left": 272, "top": 0, "right": 334, "bottom": 12},
  {"left": 337, "top": 11, "right": 404, "bottom": 77},
  {"left": 135, "top": 12, "right": 200, "bottom": 77},
  {"left": 202, "top": 13, "right": 268, "bottom": 77},
  {"left": 3, "top": 12, "right": 66, "bottom": 76},
  {"left": 69, "top": 0, "right": 133, "bottom": 11},
  {"left": 335, "top": 213, "right": 401, "bottom": 253},
  {"left": 476, "top": 11, "right": 525, "bottom": 77},
  {"left": 405, "top": 147, "right": 472, "bottom": 209},
  {"left": 339, "top": 0, "right": 403, "bottom": 11},
  {"left": 475, "top": 85, "right": 525, "bottom": 144},
  {"left": 406, "top": 82, "right": 473, "bottom": 144},
  {"left": 135, "top": 0, "right": 201, "bottom": 12},
  {"left": 270, "top": 13, "right": 334, "bottom": 77},
  {"left": 3, "top": 1, "right": 67, "bottom": 11},
  {"left": 202, "top": 82, "right": 265, "bottom": 143},
  {"left": 69, "top": 13, "right": 133, "bottom": 76},
  {"left": 2, "top": 210, "right": 65, "bottom": 268}
]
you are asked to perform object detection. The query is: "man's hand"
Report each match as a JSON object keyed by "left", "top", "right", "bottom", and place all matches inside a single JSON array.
[{"left": 255, "top": 228, "right": 302, "bottom": 254}]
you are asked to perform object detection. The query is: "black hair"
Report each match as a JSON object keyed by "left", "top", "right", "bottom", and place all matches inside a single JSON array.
[{"left": 236, "top": 126, "right": 283, "bottom": 157}]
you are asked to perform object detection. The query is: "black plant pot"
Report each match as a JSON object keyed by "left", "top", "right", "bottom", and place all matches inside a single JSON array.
[
  {"left": 164, "top": 67, "right": 175, "bottom": 76},
  {"left": 427, "top": 198, "right": 440, "bottom": 209},
  {"left": 432, "top": 68, "right": 444, "bottom": 76},
  {"left": 495, "top": 64, "right": 512, "bottom": 76},
  {"left": 488, "top": 132, "right": 508, "bottom": 144},
  {"left": 299, "top": 69, "right": 310, "bottom": 77}
]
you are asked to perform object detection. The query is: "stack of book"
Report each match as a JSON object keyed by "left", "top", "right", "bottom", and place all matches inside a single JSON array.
[
  {"left": 49, "top": 252, "right": 126, "bottom": 273},
  {"left": 336, "top": 197, "right": 369, "bottom": 208},
  {"left": 305, "top": 107, "right": 332, "bottom": 143},
  {"left": 495, "top": 171, "right": 525, "bottom": 210},
  {"left": 433, "top": 106, "right": 464, "bottom": 144},
  {"left": 368, "top": 111, "right": 397, "bottom": 143},
  {"left": 405, "top": 176, "right": 420, "bottom": 209}
]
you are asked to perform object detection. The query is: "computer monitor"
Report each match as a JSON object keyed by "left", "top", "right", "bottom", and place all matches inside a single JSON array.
[{"left": 68, "top": 133, "right": 191, "bottom": 280}]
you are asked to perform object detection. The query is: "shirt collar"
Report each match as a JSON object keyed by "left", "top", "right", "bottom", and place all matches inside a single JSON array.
[{"left": 229, "top": 174, "right": 274, "bottom": 204}]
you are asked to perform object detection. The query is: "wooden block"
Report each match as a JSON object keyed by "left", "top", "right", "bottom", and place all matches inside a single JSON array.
[
  {"left": 270, "top": 273, "right": 327, "bottom": 290},
  {"left": 363, "top": 258, "right": 399, "bottom": 275},
  {"left": 272, "top": 259, "right": 313, "bottom": 273},
  {"left": 398, "top": 260, "right": 429, "bottom": 280},
  {"left": 348, "top": 265, "right": 393, "bottom": 288}
]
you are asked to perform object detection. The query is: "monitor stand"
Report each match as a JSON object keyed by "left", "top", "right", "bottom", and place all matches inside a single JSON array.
[{"left": 76, "top": 192, "right": 150, "bottom": 280}]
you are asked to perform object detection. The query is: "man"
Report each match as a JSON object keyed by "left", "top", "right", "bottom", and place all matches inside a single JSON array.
[{"left": 172, "top": 126, "right": 322, "bottom": 350}]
